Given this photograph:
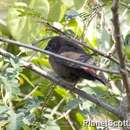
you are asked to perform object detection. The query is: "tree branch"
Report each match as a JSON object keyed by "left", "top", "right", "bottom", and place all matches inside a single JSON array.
[
  {"left": 0, "top": 36, "right": 119, "bottom": 74},
  {"left": 112, "top": 0, "right": 130, "bottom": 107},
  {"left": 0, "top": 48, "right": 123, "bottom": 119}
]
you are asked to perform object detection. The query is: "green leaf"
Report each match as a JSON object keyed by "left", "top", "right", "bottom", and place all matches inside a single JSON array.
[
  {"left": 0, "top": 19, "right": 11, "bottom": 36},
  {"left": 6, "top": 111, "right": 24, "bottom": 130},
  {"left": 1, "top": 76, "right": 20, "bottom": 99},
  {"left": 7, "top": 1, "right": 49, "bottom": 42},
  {"left": 0, "top": 68, "right": 20, "bottom": 97},
  {"left": 73, "top": 0, "right": 86, "bottom": 9},
  {"left": 0, "top": 58, "right": 21, "bottom": 100},
  {"left": 64, "top": 98, "right": 81, "bottom": 111},
  {"left": 61, "top": 0, "right": 74, "bottom": 8},
  {"left": 75, "top": 112, "right": 85, "bottom": 125},
  {"left": 67, "top": 18, "right": 84, "bottom": 37},
  {"left": 99, "top": 27, "right": 111, "bottom": 50},
  {"left": 0, "top": 106, "right": 9, "bottom": 114},
  {"left": 124, "top": 33, "right": 130, "bottom": 45},
  {"left": 20, "top": 73, "right": 35, "bottom": 88},
  {"left": 32, "top": 56, "right": 50, "bottom": 67},
  {"left": 124, "top": 46, "right": 130, "bottom": 59},
  {"left": 124, "top": 33, "right": 130, "bottom": 59},
  {"left": 29, "top": 0, "right": 49, "bottom": 19},
  {"left": 0, "top": 61, "right": 4, "bottom": 69},
  {"left": 48, "top": 0, "right": 65, "bottom": 21},
  {"left": 43, "top": 121, "right": 60, "bottom": 130},
  {"left": 81, "top": 100, "right": 96, "bottom": 112},
  {"left": 22, "top": 125, "right": 31, "bottom": 130},
  {"left": 81, "top": 83, "right": 108, "bottom": 98},
  {"left": 55, "top": 86, "right": 68, "bottom": 97},
  {"left": 85, "top": 19, "right": 97, "bottom": 47}
]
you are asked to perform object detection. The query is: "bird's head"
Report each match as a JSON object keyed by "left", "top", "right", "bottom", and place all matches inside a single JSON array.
[{"left": 45, "top": 36, "right": 62, "bottom": 53}]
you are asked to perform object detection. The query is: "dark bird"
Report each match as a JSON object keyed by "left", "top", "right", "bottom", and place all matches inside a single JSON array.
[{"left": 45, "top": 36, "right": 106, "bottom": 85}]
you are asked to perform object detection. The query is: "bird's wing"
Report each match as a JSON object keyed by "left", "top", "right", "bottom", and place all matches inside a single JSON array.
[
  {"left": 56, "top": 51, "right": 95, "bottom": 71},
  {"left": 54, "top": 51, "right": 106, "bottom": 84},
  {"left": 60, "top": 51, "right": 90, "bottom": 61}
]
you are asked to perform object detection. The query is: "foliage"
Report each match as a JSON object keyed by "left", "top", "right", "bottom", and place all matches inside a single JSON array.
[{"left": 0, "top": 0, "right": 130, "bottom": 130}]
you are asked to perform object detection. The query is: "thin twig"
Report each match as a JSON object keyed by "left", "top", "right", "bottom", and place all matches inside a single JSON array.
[
  {"left": 0, "top": 36, "right": 119, "bottom": 74},
  {"left": 40, "top": 83, "right": 55, "bottom": 113},
  {"left": 65, "top": 114, "right": 77, "bottom": 130},
  {"left": 31, "top": 36, "right": 52, "bottom": 46},
  {"left": 120, "top": 1, "right": 130, "bottom": 9},
  {"left": 24, "top": 85, "right": 39, "bottom": 100}
]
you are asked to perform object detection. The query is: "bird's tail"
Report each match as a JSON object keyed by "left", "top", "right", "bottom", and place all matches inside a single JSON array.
[
  {"left": 94, "top": 75, "right": 107, "bottom": 85},
  {"left": 79, "top": 68, "right": 107, "bottom": 85},
  {"left": 80, "top": 67, "right": 107, "bottom": 85}
]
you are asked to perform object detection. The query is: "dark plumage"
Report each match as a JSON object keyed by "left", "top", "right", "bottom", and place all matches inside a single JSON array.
[{"left": 45, "top": 36, "right": 105, "bottom": 84}]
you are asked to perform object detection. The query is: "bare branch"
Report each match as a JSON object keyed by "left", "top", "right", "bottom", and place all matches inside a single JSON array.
[
  {"left": 0, "top": 48, "right": 123, "bottom": 119},
  {"left": 112, "top": 0, "right": 130, "bottom": 106},
  {"left": 0, "top": 36, "right": 119, "bottom": 74},
  {"left": 120, "top": 1, "right": 130, "bottom": 9},
  {"left": 31, "top": 36, "right": 52, "bottom": 46}
]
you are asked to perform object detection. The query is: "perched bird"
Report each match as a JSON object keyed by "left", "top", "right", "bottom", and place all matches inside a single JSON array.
[{"left": 45, "top": 36, "right": 106, "bottom": 85}]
